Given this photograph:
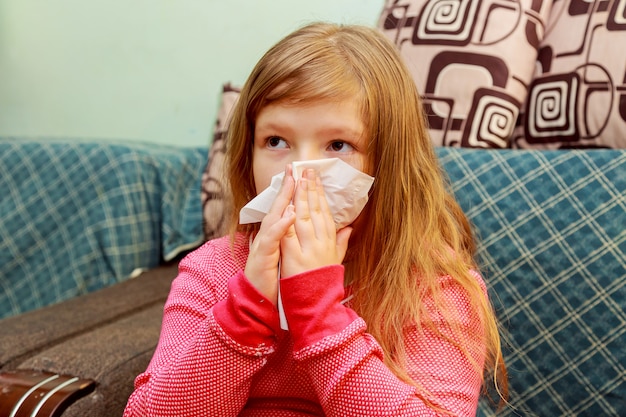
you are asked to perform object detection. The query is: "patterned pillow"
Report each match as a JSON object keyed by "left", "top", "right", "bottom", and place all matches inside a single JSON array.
[
  {"left": 378, "top": 0, "right": 553, "bottom": 148},
  {"left": 201, "top": 84, "right": 240, "bottom": 240},
  {"left": 513, "top": 0, "right": 626, "bottom": 149}
]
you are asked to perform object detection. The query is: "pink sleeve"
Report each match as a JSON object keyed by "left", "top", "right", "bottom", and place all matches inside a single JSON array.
[
  {"left": 280, "top": 266, "right": 485, "bottom": 416},
  {"left": 123, "top": 247, "right": 280, "bottom": 417}
]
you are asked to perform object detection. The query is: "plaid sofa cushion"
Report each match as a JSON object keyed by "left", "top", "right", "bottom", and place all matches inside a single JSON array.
[
  {"left": 437, "top": 148, "right": 626, "bottom": 416},
  {"left": 0, "top": 139, "right": 207, "bottom": 319}
]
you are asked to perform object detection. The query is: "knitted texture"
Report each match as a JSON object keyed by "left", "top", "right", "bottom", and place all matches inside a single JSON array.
[{"left": 123, "top": 235, "right": 486, "bottom": 416}]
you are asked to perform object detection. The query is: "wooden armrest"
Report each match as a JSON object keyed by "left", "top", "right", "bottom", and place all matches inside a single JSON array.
[{"left": 0, "top": 370, "right": 95, "bottom": 417}]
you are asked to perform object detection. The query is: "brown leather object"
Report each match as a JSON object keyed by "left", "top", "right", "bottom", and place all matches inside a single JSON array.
[
  {"left": 0, "top": 261, "right": 181, "bottom": 416},
  {"left": 0, "top": 370, "right": 95, "bottom": 417}
]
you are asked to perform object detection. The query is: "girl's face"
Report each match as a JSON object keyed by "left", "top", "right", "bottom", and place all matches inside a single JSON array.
[{"left": 252, "top": 98, "right": 368, "bottom": 194}]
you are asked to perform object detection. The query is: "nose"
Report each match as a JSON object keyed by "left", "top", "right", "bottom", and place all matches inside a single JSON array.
[{"left": 293, "top": 143, "right": 323, "bottom": 162}]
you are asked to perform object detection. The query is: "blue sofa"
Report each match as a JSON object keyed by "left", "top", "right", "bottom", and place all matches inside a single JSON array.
[
  {"left": 437, "top": 148, "right": 626, "bottom": 416},
  {"left": 1, "top": 141, "right": 624, "bottom": 416},
  {"left": 0, "top": 139, "right": 208, "bottom": 417},
  {"left": 0, "top": 139, "right": 207, "bottom": 319}
]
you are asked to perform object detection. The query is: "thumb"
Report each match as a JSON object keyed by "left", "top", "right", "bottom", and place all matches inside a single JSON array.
[{"left": 335, "top": 226, "right": 353, "bottom": 262}]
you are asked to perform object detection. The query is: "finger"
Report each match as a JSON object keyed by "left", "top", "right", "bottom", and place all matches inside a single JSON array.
[
  {"left": 282, "top": 204, "right": 296, "bottom": 238},
  {"left": 303, "top": 169, "right": 335, "bottom": 240},
  {"left": 313, "top": 174, "right": 336, "bottom": 238},
  {"left": 293, "top": 169, "right": 325, "bottom": 241},
  {"left": 335, "top": 226, "right": 353, "bottom": 262},
  {"left": 280, "top": 204, "right": 299, "bottom": 248},
  {"left": 264, "top": 165, "right": 295, "bottom": 223},
  {"left": 305, "top": 169, "right": 322, "bottom": 216},
  {"left": 307, "top": 169, "right": 331, "bottom": 235},
  {"left": 274, "top": 165, "right": 295, "bottom": 210},
  {"left": 293, "top": 171, "right": 312, "bottom": 227},
  {"left": 254, "top": 165, "right": 295, "bottom": 251},
  {"left": 274, "top": 203, "right": 297, "bottom": 236}
]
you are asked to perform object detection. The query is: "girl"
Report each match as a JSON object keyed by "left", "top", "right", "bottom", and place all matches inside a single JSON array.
[{"left": 124, "top": 22, "right": 507, "bottom": 416}]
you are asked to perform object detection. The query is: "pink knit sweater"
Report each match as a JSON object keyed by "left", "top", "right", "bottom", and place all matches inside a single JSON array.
[{"left": 123, "top": 235, "right": 485, "bottom": 416}]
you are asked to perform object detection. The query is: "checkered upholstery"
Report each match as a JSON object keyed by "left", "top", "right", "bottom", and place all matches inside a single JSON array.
[
  {"left": 2, "top": 138, "right": 623, "bottom": 414},
  {"left": 0, "top": 139, "right": 207, "bottom": 319},
  {"left": 437, "top": 148, "right": 626, "bottom": 416}
]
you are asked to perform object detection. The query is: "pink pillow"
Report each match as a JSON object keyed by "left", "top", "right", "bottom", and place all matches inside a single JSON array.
[
  {"left": 201, "top": 84, "right": 240, "bottom": 240},
  {"left": 378, "top": 0, "right": 553, "bottom": 148},
  {"left": 514, "top": 0, "right": 626, "bottom": 149}
]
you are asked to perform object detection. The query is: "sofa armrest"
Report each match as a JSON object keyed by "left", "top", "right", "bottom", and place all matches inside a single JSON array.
[{"left": 0, "top": 261, "right": 181, "bottom": 417}]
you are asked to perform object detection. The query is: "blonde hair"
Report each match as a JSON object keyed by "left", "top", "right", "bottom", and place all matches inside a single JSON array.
[{"left": 225, "top": 22, "right": 507, "bottom": 408}]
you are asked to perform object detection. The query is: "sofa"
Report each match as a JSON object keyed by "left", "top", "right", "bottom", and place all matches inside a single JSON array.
[
  {"left": 2, "top": 1, "right": 626, "bottom": 416},
  {"left": 1, "top": 138, "right": 624, "bottom": 416},
  {"left": 0, "top": 139, "right": 208, "bottom": 416},
  {"left": 441, "top": 148, "right": 626, "bottom": 416}
]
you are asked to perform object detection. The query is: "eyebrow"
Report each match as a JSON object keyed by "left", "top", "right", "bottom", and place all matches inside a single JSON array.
[
  {"left": 256, "top": 121, "right": 362, "bottom": 137},
  {"left": 254, "top": 120, "right": 289, "bottom": 132},
  {"left": 320, "top": 125, "right": 364, "bottom": 138}
]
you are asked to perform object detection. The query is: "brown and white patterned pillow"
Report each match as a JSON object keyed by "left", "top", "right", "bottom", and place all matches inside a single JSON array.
[
  {"left": 378, "top": 0, "right": 553, "bottom": 148},
  {"left": 514, "top": 0, "right": 626, "bottom": 149},
  {"left": 201, "top": 84, "right": 240, "bottom": 240}
]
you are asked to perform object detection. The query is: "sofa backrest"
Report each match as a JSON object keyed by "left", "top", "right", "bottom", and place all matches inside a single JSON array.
[
  {"left": 0, "top": 140, "right": 207, "bottom": 319},
  {"left": 438, "top": 147, "right": 626, "bottom": 416}
]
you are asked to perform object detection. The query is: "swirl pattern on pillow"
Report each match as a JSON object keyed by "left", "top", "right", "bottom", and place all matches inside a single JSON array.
[
  {"left": 379, "top": 0, "right": 553, "bottom": 148},
  {"left": 514, "top": 0, "right": 626, "bottom": 149}
]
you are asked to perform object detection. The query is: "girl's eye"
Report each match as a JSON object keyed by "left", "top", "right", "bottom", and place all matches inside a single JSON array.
[
  {"left": 266, "top": 136, "right": 288, "bottom": 149},
  {"left": 328, "top": 141, "right": 354, "bottom": 152}
]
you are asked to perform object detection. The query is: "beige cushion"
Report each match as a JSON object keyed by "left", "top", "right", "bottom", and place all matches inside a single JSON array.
[
  {"left": 514, "top": 1, "right": 626, "bottom": 149},
  {"left": 378, "top": 0, "right": 553, "bottom": 148},
  {"left": 201, "top": 84, "right": 240, "bottom": 240}
]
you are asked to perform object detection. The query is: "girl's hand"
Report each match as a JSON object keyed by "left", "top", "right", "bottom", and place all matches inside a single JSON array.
[
  {"left": 280, "top": 169, "right": 352, "bottom": 278},
  {"left": 244, "top": 166, "right": 296, "bottom": 306}
]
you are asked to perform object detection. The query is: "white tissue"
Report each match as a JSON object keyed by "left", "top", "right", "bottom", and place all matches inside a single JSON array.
[{"left": 239, "top": 158, "right": 374, "bottom": 229}]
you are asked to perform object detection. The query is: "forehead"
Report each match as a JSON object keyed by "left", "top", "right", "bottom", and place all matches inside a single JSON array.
[
  {"left": 255, "top": 99, "right": 366, "bottom": 135},
  {"left": 260, "top": 75, "right": 366, "bottom": 115}
]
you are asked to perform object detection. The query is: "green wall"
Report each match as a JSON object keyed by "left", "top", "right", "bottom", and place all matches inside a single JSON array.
[{"left": 0, "top": 0, "right": 383, "bottom": 147}]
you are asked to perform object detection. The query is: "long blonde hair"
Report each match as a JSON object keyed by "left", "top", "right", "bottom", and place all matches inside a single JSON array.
[{"left": 225, "top": 22, "right": 507, "bottom": 407}]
